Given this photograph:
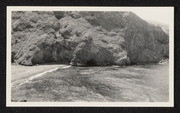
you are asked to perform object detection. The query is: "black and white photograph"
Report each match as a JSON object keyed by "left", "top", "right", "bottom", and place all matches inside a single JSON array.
[{"left": 6, "top": 7, "right": 174, "bottom": 107}]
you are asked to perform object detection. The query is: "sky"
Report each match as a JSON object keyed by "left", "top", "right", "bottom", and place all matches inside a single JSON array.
[{"left": 130, "top": 7, "right": 174, "bottom": 25}]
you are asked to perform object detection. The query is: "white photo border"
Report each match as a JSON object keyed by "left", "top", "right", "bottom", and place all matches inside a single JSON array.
[{"left": 6, "top": 6, "right": 174, "bottom": 107}]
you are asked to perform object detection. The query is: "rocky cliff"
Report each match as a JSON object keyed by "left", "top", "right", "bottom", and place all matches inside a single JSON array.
[{"left": 11, "top": 11, "right": 169, "bottom": 66}]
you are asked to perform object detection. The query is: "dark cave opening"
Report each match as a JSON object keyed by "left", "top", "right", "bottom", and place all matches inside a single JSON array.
[{"left": 86, "top": 59, "right": 97, "bottom": 66}]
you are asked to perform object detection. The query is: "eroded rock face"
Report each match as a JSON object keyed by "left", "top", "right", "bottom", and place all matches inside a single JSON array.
[
  {"left": 122, "top": 13, "right": 169, "bottom": 64},
  {"left": 71, "top": 36, "right": 114, "bottom": 66},
  {"left": 11, "top": 11, "right": 169, "bottom": 66},
  {"left": 12, "top": 11, "right": 71, "bottom": 65}
]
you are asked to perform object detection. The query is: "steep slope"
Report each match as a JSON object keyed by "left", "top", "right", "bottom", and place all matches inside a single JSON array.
[
  {"left": 11, "top": 11, "right": 169, "bottom": 66},
  {"left": 146, "top": 19, "right": 169, "bottom": 35},
  {"left": 80, "top": 11, "right": 169, "bottom": 64}
]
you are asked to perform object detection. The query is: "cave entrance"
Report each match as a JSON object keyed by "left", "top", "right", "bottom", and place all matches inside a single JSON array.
[{"left": 86, "top": 59, "right": 97, "bottom": 66}]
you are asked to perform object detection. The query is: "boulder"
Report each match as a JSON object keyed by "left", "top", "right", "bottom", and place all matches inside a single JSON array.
[{"left": 71, "top": 37, "right": 114, "bottom": 66}]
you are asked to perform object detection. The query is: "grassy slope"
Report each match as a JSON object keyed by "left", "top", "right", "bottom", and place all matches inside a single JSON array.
[{"left": 11, "top": 63, "right": 169, "bottom": 102}]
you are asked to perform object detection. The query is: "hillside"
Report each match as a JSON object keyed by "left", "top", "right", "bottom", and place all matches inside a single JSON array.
[
  {"left": 11, "top": 11, "right": 169, "bottom": 66},
  {"left": 146, "top": 19, "right": 169, "bottom": 35}
]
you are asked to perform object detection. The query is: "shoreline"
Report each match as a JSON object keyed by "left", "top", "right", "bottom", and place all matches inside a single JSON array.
[{"left": 11, "top": 58, "right": 169, "bottom": 82}]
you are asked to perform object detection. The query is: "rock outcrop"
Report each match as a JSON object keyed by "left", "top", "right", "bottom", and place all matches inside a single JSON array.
[{"left": 11, "top": 11, "right": 169, "bottom": 66}]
